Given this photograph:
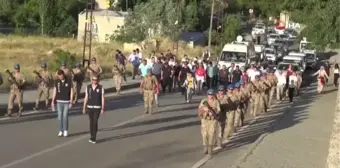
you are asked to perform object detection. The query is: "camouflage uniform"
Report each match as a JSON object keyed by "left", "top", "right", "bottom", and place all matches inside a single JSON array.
[
  {"left": 198, "top": 89, "right": 221, "bottom": 155},
  {"left": 224, "top": 85, "right": 238, "bottom": 139},
  {"left": 56, "top": 62, "right": 71, "bottom": 79},
  {"left": 234, "top": 83, "right": 244, "bottom": 127},
  {"left": 261, "top": 75, "right": 272, "bottom": 112},
  {"left": 87, "top": 58, "right": 102, "bottom": 79},
  {"left": 33, "top": 63, "right": 53, "bottom": 110},
  {"left": 267, "top": 72, "right": 278, "bottom": 106},
  {"left": 6, "top": 64, "right": 26, "bottom": 117},
  {"left": 112, "top": 65, "right": 123, "bottom": 94},
  {"left": 249, "top": 76, "right": 264, "bottom": 116},
  {"left": 215, "top": 86, "right": 228, "bottom": 147},
  {"left": 140, "top": 72, "right": 158, "bottom": 114},
  {"left": 71, "top": 63, "right": 85, "bottom": 104}
]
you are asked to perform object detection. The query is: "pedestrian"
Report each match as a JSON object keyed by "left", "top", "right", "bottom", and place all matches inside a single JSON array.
[
  {"left": 115, "top": 50, "right": 127, "bottom": 81},
  {"left": 128, "top": 50, "right": 141, "bottom": 79},
  {"left": 112, "top": 65, "right": 123, "bottom": 95},
  {"left": 6, "top": 64, "right": 26, "bottom": 117},
  {"left": 218, "top": 65, "right": 229, "bottom": 88},
  {"left": 138, "top": 59, "right": 151, "bottom": 78},
  {"left": 87, "top": 57, "right": 102, "bottom": 79},
  {"left": 33, "top": 62, "right": 53, "bottom": 110},
  {"left": 161, "top": 62, "right": 173, "bottom": 93},
  {"left": 312, "top": 66, "right": 329, "bottom": 93},
  {"left": 82, "top": 74, "right": 105, "bottom": 144},
  {"left": 182, "top": 72, "right": 196, "bottom": 103},
  {"left": 71, "top": 63, "right": 85, "bottom": 104},
  {"left": 333, "top": 63, "right": 339, "bottom": 87},
  {"left": 276, "top": 71, "right": 286, "bottom": 101},
  {"left": 178, "top": 61, "right": 191, "bottom": 96},
  {"left": 231, "top": 65, "right": 242, "bottom": 84},
  {"left": 198, "top": 89, "right": 221, "bottom": 155},
  {"left": 288, "top": 72, "right": 298, "bottom": 102},
  {"left": 140, "top": 69, "right": 158, "bottom": 114},
  {"left": 51, "top": 70, "right": 74, "bottom": 137},
  {"left": 267, "top": 70, "right": 277, "bottom": 106},
  {"left": 206, "top": 62, "right": 214, "bottom": 89},
  {"left": 195, "top": 63, "right": 206, "bottom": 94}
]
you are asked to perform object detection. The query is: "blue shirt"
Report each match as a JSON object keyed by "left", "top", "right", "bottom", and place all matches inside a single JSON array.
[
  {"left": 207, "top": 66, "right": 214, "bottom": 77},
  {"left": 139, "top": 64, "right": 151, "bottom": 77}
]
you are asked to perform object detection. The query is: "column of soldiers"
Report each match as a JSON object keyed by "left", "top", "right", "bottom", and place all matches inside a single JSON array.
[
  {"left": 198, "top": 70, "right": 279, "bottom": 155},
  {"left": 3, "top": 57, "right": 104, "bottom": 117}
]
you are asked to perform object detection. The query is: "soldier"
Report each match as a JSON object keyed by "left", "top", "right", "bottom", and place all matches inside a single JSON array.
[
  {"left": 240, "top": 80, "right": 251, "bottom": 115},
  {"left": 224, "top": 84, "right": 237, "bottom": 139},
  {"left": 215, "top": 85, "right": 228, "bottom": 148},
  {"left": 112, "top": 65, "right": 123, "bottom": 95},
  {"left": 71, "top": 63, "right": 85, "bottom": 104},
  {"left": 198, "top": 89, "right": 221, "bottom": 155},
  {"left": 33, "top": 62, "right": 53, "bottom": 110},
  {"left": 261, "top": 73, "right": 272, "bottom": 112},
  {"left": 56, "top": 62, "right": 71, "bottom": 78},
  {"left": 233, "top": 82, "right": 244, "bottom": 127},
  {"left": 140, "top": 69, "right": 158, "bottom": 114},
  {"left": 249, "top": 75, "right": 263, "bottom": 117},
  {"left": 87, "top": 57, "right": 102, "bottom": 79},
  {"left": 267, "top": 70, "right": 278, "bottom": 106},
  {"left": 6, "top": 64, "right": 26, "bottom": 117}
]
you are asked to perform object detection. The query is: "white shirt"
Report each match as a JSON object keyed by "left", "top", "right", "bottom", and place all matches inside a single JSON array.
[
  {"left": 146, "top": 59, "right": 153, "bottom": 66},
  {"left": 247, "top": 69, "right": 256, "bottom": 81},
  {"left": 137, "top": 52, "right": 142, "bottom": 59},
  {"left": 334, "top": 68, "right": 339, "bottom": 74},
  {"left": 276, "top": 74, "right": 286, "bottom": 86},
  {"left": 288, "top": 75, "right": 298, "bottom": 88},
  {"left": 169, "top": 60, "right": 176, "bottom": 66},
  {"left": 128, "top": 54, "right": 140, "bottom": 63}
]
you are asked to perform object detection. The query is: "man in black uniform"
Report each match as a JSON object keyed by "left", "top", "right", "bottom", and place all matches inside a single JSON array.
[
  {"left": 82, "top": 74, "right": 105, "bottom": 144},
  {"left": 178, "top": 61, "right": 191, "bottom": 98},
  {"left": 161, "top": 62, "right": 173, "bottom": 92}
]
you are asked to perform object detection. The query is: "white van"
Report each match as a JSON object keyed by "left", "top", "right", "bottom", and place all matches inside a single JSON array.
[
  {"left": 303, "top": 49, "right": 318, "bottom": 69},
  {"left": 218, "top": 43, "right": 249, "bottom": 69},
  {"left": 283, "top": 55, "right": 306, "bottom": 71},
  {"left": 264, "top": 48, "right": 277, "bottom": 62}
]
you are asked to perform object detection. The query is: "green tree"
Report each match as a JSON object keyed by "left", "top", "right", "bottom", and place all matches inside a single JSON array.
[{"left": 221, "top": 15, "right": 242, "bottom": 43}]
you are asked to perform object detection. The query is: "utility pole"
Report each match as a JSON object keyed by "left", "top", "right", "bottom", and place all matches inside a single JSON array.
[
  {"left": 207, "top": 0, "right": 215, "bottom": 50},
  {"left": 126, "top": 0, "right": 128, "bottom": 11}
]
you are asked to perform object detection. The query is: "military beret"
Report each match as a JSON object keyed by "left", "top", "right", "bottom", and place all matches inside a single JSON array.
[
  {"left": 218, "top": 85, "right": 225, "bottom": 91},
  {"left": 14, "top": 64, "right": 20, "bottom": 69},
  {"left": 207, "top": 89, "right": 215, "bottom": 95},
  {"left": 227, "top": 84, "right": 234, "bottom": 89},
  {"left": 234, "top": 82, "right": 240, "bottom": 88}
]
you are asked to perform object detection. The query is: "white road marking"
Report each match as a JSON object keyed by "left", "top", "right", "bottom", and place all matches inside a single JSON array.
[{"left": 0, "top": 93, "right": 185, "bottom": 168}]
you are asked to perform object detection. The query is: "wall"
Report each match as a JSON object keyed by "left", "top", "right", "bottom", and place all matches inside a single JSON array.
[{"left": 77, "top": 14, "right": 125, "bottom": 43}]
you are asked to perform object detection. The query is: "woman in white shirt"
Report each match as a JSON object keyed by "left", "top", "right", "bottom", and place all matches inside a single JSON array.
[
  {"left": 288, "top": 72, "right": 298, "bottom": 102},
  {"left": 333, "top": 63, "right": 339, "bottom": 87},
  {"left": 312, "top": 66, "right": 329, "bottom": 93}
]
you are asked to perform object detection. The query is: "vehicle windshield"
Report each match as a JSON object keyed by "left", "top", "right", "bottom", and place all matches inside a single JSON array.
[
  {"left": 283, "top": 59, "right": 302, "bottom": 66},
  {"left": 269, "top": 35, "right": 279, "bottom": 38},
  {"left": 255, "top": 26, "right": 264, "bottom": 29},
  {"left": 305, "top": 53, "right": 315, "bottom": 60},
  {"left": 274, "top": 40, "right": 285, "bottom": 44},
  {"left": 277, "top": 64, "right": 300, "bottom": 71},
  {"left": 219, "top": 51, "right": 247, "bottom": 62},
  {"left": 280, "top": 34, "right": 289, "bottom": 39},
  {"left": 265, "top": 50, "right": 275, "bottom": 54},
  {"left": 300, "top": 42, "right": 314, "bottom": 50}
]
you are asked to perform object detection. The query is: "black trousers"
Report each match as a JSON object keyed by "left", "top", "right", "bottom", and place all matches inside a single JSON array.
[
  {"left": 162, "top": 77, "right": 172, "bottom": 92},
  {"left": 88, "top": 108, "right": 101, "bottom": 141},
  {"left": 288, "top": 87, "right": 295, "bottom": 102}
]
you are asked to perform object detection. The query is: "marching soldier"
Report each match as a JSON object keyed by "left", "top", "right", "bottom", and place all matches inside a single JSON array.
[
  {"left": 56, "top": 62, "right": 71, "bottom": 78},
  {"left": 215, "top": 85, "right": 228, "bottom": 148},
  {"left": 261, "top": 73, "right": 272, "bottom": 112},
  {"left": 33, "top": 62, "right": 53, "bottom": 110},
  {"left": 267, "top": 70, "right": 278, "bottom": 106},
  {"left": 249, "top": 75, "right": 263, "bottom": 117},
  {"left": 71, "top": 63, "right": 85, "bottom": 104},
  {"left": 233, "top": 82, "right": 245, "bottom": 127},
  {"left": 6, "top": 64, "right": 26, "bottom": 117},
  {"left": 240, "top": 80, "right": 251, "bottom": 115},
  {"left": 224, "top": 84, "right": 237, "bottom": 139},
  {"left": 87, "top": 57, "right": 102, "bottom": 79},
  {"left": 140, "top": 69, "right": 158, "bottom": 114},
  {"left": 112, "top": 65, "right": 123, "bottom": 95},
  {"left": 198, "top": 89, "right": 221, "bottom": 155}
]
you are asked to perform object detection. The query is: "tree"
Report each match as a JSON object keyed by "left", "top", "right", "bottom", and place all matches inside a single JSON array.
[{"left": 221, "top": 14, "right": 242, "bottom": 43}]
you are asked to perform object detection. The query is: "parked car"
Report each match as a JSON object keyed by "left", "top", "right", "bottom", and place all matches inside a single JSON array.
[{"left": 267, "top": 34, "right": 280, "bottom": 45}]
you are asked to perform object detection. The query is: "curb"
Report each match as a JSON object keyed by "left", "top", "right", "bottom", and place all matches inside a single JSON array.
[
  {"left": 326, "top": 83, "right": 340, "bottom": 168},
  {"left": 0, "top": 82, "right": 140, "bottom": 116}
]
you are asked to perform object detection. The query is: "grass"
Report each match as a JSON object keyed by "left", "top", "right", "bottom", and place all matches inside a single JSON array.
[{"left": 0, "top": 35, "right": 205, "bottom": 91}]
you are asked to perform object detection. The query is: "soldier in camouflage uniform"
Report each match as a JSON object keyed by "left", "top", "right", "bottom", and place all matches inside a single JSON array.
[
  {"left": 215, "top": 85, "right": 228, "bottom": 148},
  {"left": 112, "top": 65, "right": 123, "bottom": 95},
  {"left": 233, "top": 82, "right": 245, "bottom": 127},
  {"left": 6, "top": 64, "right": 26, "bottom": 117},
  {"left": 140, "top": 69, "right": 158, "bottom": 114},
  {"left": 87, "top": 57, "right": 102, "bottom": 79},
  {"left": 198, "top": 89, "right": 221, "bottom": 155},
  {"left": 240, "top": 80, "right": 251, "bottom": 116},
  {"left": 33, "top": 62, "right": 53, "bottom": 110},
  {"left": 267, "top": 70, "right": 278, "bottom": 106},
  {"left": 249, "top": 75, "right": 264, "bottom": 117},
  {"left": 261, "top": 73, "right": 272, "bottom": 112},
  {"left": 224, "top": 84, "right": 238, "bottom": 139},
  {"left": 56, "top": 62, "right": 71, "bottom": 78},
  {"left": 71, "top": 63, "right": 85, "bottom": 104}
]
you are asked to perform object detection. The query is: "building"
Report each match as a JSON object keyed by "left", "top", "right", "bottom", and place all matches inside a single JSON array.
[{"left": 77, "top": 0, "right": 128, "bottom": 42}]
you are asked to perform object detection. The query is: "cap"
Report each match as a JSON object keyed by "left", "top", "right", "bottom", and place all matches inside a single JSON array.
[
  {"left": 207, "top": 89, "right": 215, "bottom": 95},
  {"left": 14, "top": 64, "right": 20, "bottom": 69},
  {"left": 234, "top": 82, "right": 240, "bottom": 88},
  {"left": 227, "top": 84, "right": 234, "bottom": 90},
  {"left": 60, "top": 61, "right": 66, "bottom": 66},
  {"left": 41, "top": 61, "right": 47, "bottom": 68},
  {"left": 218, "top": 85, "right": 225, "bottom": 91}
]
